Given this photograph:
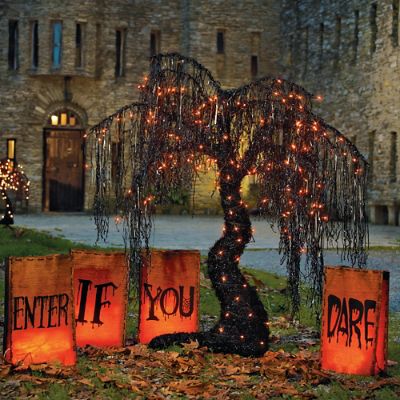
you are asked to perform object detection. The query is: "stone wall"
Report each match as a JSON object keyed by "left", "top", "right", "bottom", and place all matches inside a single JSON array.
[
  {"left": 280, "top": 0, "right": 400, "bottom": 225},
  {"left": 0, "top": 0, "right": 280, "bottom": 214}
]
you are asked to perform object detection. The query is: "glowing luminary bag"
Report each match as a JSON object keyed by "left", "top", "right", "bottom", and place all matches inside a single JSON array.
[
  {"left": 138, "top": 250, "right": 200, "bottom": 344},
  {"left": 72, "top": 250, "right": 129, "bottom": 348},
  {"left": 4, "top": 255, "right": 76, "bottom": 366},
  {"left": 320, "top": 266, "right": 389, "bottom": 375}
]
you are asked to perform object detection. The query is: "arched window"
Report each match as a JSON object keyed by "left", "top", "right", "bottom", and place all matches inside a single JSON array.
[{"left": 47, "top": 110, "right": 82, "bottom": 128}]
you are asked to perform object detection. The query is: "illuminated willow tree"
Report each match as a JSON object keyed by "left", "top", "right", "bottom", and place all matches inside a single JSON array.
[
  {"left": 0, "top": 159, "right": 30, "bottom": 226},
  {"left": 91, "top": 54, "right": 368, "bottom": 356}
]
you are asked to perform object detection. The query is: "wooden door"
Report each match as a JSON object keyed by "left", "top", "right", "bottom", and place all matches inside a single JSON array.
[{"left": 44, "top": 130, "right": 84, "bottom": 211}]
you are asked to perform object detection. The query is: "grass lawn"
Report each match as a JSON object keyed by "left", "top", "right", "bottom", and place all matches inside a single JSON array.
[{"left": 0, "top": 225, "right": 399, "bottom": 399}]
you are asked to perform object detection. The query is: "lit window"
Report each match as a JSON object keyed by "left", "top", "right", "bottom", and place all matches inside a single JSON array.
[
  {"left": 52, "top": 21, "right": 62, "bottom": 68},
  {"left": 217, "top": 31, "right": 224, "bottom": 54},
  {"left": 31, "top": 20, "right": 39, "bottom": 69},
  {"left": 7, "top": 139, "right": 16, "bottom": 161},
  {"left": 115, "top": 29, "right": 126, "bottom": 77},
  {"left": 48, "top": 111, "right": 79, "bottom": 127},
  {"left": 8, "top": 20, "right": 19, "bottom": 70}
]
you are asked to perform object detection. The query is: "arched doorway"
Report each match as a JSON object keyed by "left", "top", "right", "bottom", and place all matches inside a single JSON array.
[{"left": 43, "top": 110, "right": 85, "bottom": 211}]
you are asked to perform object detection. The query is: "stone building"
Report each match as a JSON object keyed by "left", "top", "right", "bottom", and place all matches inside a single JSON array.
[
  {"left": 280, "top": 0, "right": 400, "bottom": 225},
  {"left": 0, "top": 0, "right": 399, "bottom": 224}
]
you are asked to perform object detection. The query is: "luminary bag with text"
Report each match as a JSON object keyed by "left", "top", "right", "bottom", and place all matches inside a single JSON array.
[
  {"left": 4, "top": 255, "right": 76, "bottom": 366},
  {"left": 320, "top": 266, "right": 389, "bottom": 375},
  {"left": 138, "top": 250, "right": 200, "bottom": 344},
  {"left": 72, "top": 250, "right": 129, "bottom": 347}
]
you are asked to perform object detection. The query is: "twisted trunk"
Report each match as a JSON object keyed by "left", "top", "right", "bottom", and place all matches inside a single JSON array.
[{"left": 149, "top": 172, "right": 269, "bottom": 356}]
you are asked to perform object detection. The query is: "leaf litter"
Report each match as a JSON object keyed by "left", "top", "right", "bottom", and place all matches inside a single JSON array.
[{"left": 0, "top": 335, "right": 399, "bottom": 399}]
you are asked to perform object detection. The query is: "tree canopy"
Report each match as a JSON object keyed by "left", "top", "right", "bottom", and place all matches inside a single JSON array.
[{"left": 90, "top": 53, "right": 368, "bottom": 355}]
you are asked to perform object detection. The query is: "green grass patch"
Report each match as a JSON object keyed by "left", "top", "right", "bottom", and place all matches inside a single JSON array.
[{"left": 0, "top": 225, "right": 96, "bottom": 261}]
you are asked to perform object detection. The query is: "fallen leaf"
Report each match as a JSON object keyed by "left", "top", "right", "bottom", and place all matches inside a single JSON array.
[
  {"left": 0, "top": 365, "right": 11, "bottom": 377},
  {"left": 77, "top": 378, "right": 94, "bottom": 387},
  {"left": 229, "top": 374, "right": 251, "bottom": 384},
  {"left": 130, "top": 379, "right": 150, "bottom": 388},
  {"left": 98, "top": 375, "right": 113, "bottom": 383},
  {"left": 127, "top": 344, "right": 150, "bottom": 358},
  {"left": 181, "top": 340, "right": 200, "bottom": 352},
  {"left": 167, "top": 351, "right": 181, "bottom": 360},
  {"left": 17, "top": 375, "right": 47, "bottom": 385},
  {"left": 167, "top": 379, "right": 206, "bottom": 396},
  {"left": 367, "top": 377, "right": 400, "bottom": 390}
]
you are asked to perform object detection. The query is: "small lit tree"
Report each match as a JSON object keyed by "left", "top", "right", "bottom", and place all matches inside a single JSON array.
[
  {"left": 0, "top": 158, "right": 30, "bottom": 226},
  {"left": 91, "top": 54, "right": 368, "bottom": 356}
]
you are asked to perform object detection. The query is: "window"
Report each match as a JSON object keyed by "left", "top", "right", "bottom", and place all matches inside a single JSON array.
[
  {"left": 8, "top": 20, "right": 19, "bottom": 70},
  {"left": 353, "top": 10, "right": 359, "bottom": 63},
  {"left": 368, "top": 131, "right": 375, "bottom": 182},
  {"left": 48, "top": 110, "right": 78, "bottom": 127},
  {"left": 392, "top": 1, "right": 399, "bottom": 47},
  {"left": 251, "top": 55, "right": 258, "bottom": 79},
  {"left": 115, "top": 29, "right": 126, "bottom": 77},
  {"left": 7, "top": 139, "right": 16, "bottom": 161},
  {"left": 7, "top": 139, "right": 16, "bottom": 170},
  {"left": 250, "top": 32, "right": 260, "bottom": 77},
  {"left": 319, "top": 22, "right": 324, "bottom": 67},
  {"left": 390, "top": 132, "right": 397, "bottom": 182},
  {"left": 303, "top": 26, "right": 309, "bottom": 75},
  {"left": 288, "top": 34, "right": 294, "bottom": 66},
  {"left": 75, "top": 23, "right": 84, "bottom": 68},
  {"left": 334, "top": 16, "right": 341, "bottom": 68},
  {"left": 370, "top": 3, "right": 377, "bottom": 54},
  {"left": 31, "top": 21, "right": 39, "bottom": 69},
  {"left": 52, "top": 21, "right": 62, "bottom": 68},
  {"left": 216, "top": 31, "right": 224, "bottom": 54},
  {"left": 150, "top": 30, "right": 161, "bottom": 56},
  {"left": 95, "top": 23, "right": 102, "bottom": 76},
  {"left": 111, "top": 142, "right": 122, "bottom": 183}
]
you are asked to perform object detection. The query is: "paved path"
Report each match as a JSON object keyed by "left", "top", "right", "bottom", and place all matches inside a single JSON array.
[
  {"left": 14, "top": 214, "right": 400, "bottom": 311},
  {"left": 14, "top": 214, "right": 400, "bottom": 249}
]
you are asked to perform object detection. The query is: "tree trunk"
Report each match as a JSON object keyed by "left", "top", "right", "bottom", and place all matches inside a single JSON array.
[
  {"left": 149, "top": 173, "right": 269, "bottom": 356},
  {"left": 0, "top": 190, "right": 14, "bottom": 225}
]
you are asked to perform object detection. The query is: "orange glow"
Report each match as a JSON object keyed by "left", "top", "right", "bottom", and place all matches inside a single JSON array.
[
  {"left": 11, "top": 329, "right": 75, "bottom": 366},
  {"left": 4, "top": 255, "right": 76, "bottom": 367},
  {"left": 321, "top": 266, "right": 389, "bottom": 375},
  {"left": 72, "top": 251, "right": 128, "bottom": 348},
  {"left": 138, "top": 250, "right": 200, "bottom": 344}
]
